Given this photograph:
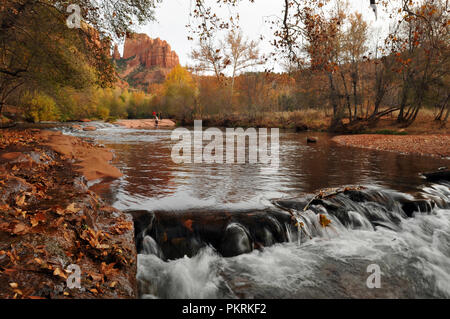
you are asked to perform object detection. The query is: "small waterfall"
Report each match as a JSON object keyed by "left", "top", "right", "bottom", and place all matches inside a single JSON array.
[
  {"left": 142, "top": 235, "right": 164, "bottom": 259},
  {"left": 135, "top": 183, "right": 450, "bottom": 299}
]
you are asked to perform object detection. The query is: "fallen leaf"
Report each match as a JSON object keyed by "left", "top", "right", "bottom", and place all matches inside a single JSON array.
[
  {"left": 13, "top": 289, "right": 23, "bottom": 295},
  {"left": 13, "top": 223, "right": 29, "bottom": 235},
  {"left": 184, "top": 219, "right": 194, "bottom": 232},
  {"left": 3, "top": 268, "right": 17, "bottom": 275},
  {"left": 9, "top": 282, "right": 18, "bottom": 288},
  {"left": 319, "top": 214, "right": 332, "bottom": 228},
  {"left": 66, "top": 203, "right": 80, "bottom": 214},
  {"left": 30, "top": 212, "right": 46, "bottom": 227},
  {"left": 89, "top": 273, "right": 104, "bottom": 282},
  {"left": 53, "top": 268, "right": 67, "bottom": 279},
  {"left": 101, "top": 262, "right": 119, "bottom": 277},
  {"left": 15, "top": 194, "right": 25, "bottom": 207}
]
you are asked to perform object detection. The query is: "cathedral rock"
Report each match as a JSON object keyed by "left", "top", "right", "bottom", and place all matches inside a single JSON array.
[
  {"left": 122, "top": 33, "right": 179, "bottom": 68},
  {"left": 113, "top": 33, "right": 180, "bottom": 90}
]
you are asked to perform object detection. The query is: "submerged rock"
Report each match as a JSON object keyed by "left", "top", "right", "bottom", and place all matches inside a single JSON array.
[
  {"left": 307, "top": 136, "right": 318, "bottom": 143},
  {"left": 82, "top": 126, "right": 97, "bottom": 131}
]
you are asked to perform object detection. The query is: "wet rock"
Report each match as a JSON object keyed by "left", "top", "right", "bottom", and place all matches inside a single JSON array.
[
  {"left": 221, "top": 223, "right": 253, "bottom": 257},
  {"left": 72, "top": 125, "right": 82, "bottom": 131},
  {"left": 0, "top": 175, "right": 34, "bottom": 202},
  {"left": 129, "top": 209, "right": 295, "bottom": 260},
  {"left": 295, "top": 124, "right": 308, "bottom": 132},
  {"left": 273, "top": 188, "right": 426, "bottom": 230},
  {"left": 0, "top": 152, "right": 32, "bottom": 164},
  {"left": 422, "top": 169, "right": 450, "bottom": 182},
  {"left": 399, "top": 199, "right": 434, "bottom": 217},
  {"left": 83, "top": 126, "right": 97, "bottom": 131},
  {"left": 129, "top": 210, "right": 155, "bottom": 253},
  {"left": 307, "top": 136, "right": 318, "bottom": 143},
  {"left": 40, "top": 130, "right": 122, "bottom": 181}
]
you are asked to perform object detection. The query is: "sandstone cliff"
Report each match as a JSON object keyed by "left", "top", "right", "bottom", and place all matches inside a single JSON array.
[{"left": 113, "top": 33, "right": 180, "bottom": 90}]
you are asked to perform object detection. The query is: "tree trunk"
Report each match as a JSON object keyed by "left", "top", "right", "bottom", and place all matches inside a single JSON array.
[
  {"left": 435, "top": 94, "right": 448, "bottom": 121},
  {"left": 328, "top": 72, "right": 344, "bottom": 130},
  {"left": 372, "top": 69, "right": 383, "bottom": 117},
  {"left": 397, "top": 84, "right": 409, "bottom": 122},
  {"left": 340, "top": 71, "right": 352, "bottom": 121},
  {"left": 230, "top": 66, "right": 236, "bottom": 110},
  {"left": 352, "top": 74, "right": 358, "bottom": 120},
  {"left": 442, "top": 104, "right": 450, "bottom": 123}
]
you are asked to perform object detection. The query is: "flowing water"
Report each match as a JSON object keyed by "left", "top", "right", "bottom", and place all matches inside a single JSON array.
[{"left": 62, "top": 123, "right": 450, "bottom": 299}]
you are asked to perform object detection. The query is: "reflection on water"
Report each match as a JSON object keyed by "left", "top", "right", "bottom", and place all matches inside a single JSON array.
[{"left": 65, "top": 124, "right": 450, "bottom": 211}]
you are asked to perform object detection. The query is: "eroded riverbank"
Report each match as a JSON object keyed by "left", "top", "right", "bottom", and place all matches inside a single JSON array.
[
  {"left": 332, "top": 134, "right": 450, "bottom": 158},
  {"left": 0, "top": 129, "right": 136, "bottom": 299}
]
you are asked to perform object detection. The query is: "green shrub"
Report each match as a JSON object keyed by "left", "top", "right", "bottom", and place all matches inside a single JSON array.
[
  {"left": 96, "top": 105, "right": 110, "bottom": 120},
  {"left": 22, "top": 92, "right": 60, "bottom": 123}
]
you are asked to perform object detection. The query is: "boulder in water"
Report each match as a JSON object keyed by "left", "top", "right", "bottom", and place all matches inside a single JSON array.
[
  {"left": 422, "top": 169, "right": 450, "bottom": 183},
  {"left": 221, "top": 223, "right": 253, "bottom": 257},
  {"left": 307, "top": 136, "right": 318, "bottom": 143}
]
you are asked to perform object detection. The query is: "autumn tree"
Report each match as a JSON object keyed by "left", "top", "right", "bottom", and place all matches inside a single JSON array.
[
  {"left": 224, "top": 30, "right": 263, "bottom": 106},
  {"left": 341, "top": 13, "right": 369, "bottom": 121},
  {"left": 162, "top": 65, "right": 198, "bottom": 123},
  {"left": 190, "top": 28, "right": 262, "bottom": 111},
  {"left": 190, "top": 38, "right": 226, "bottom": 81},
  {"left": 392, "top": 0, "right": 449, "bottom": 125},
  {"left": 0, "top": 0, "right": 159, "bottom": 117}
]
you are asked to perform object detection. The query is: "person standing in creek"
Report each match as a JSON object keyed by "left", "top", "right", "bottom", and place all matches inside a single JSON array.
[{"left": 153, "top": 111, "right": 159, "bottom": 128}]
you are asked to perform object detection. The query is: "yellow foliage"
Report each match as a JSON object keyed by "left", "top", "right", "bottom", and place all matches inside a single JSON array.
[
  {"left": 163, "top": 65, "right": 196, "bottom": 91},
  {"left": 21, "top": 92, "right": 60, "bottom": 123}
]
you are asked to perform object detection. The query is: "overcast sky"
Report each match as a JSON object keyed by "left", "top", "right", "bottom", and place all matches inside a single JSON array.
[{"left": 119, "top": 0, "right": 390, "bottom": 73}]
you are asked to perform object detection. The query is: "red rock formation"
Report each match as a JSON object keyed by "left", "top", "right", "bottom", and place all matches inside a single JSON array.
[
  {"left": 114, "top": 33, "right": 180, "bottom": 89},
  {"left": 112, "top": 44, "right": 121, "bottom": 60},
  {"left": 122, "top": 33, "right": 179, "bottom": 69}
]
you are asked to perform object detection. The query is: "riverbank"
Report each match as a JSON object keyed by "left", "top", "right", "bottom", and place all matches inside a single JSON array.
[
  {"left": 332, "top": 134, "right": 450, "bottom": 158},
  {"left": 0, "top": 129, "right": 136, "bottom": 299}
]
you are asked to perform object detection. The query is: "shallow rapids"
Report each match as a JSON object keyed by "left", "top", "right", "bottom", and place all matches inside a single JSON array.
[{"left": 137, "top": 184, "right": 450, "bottom": 299}]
